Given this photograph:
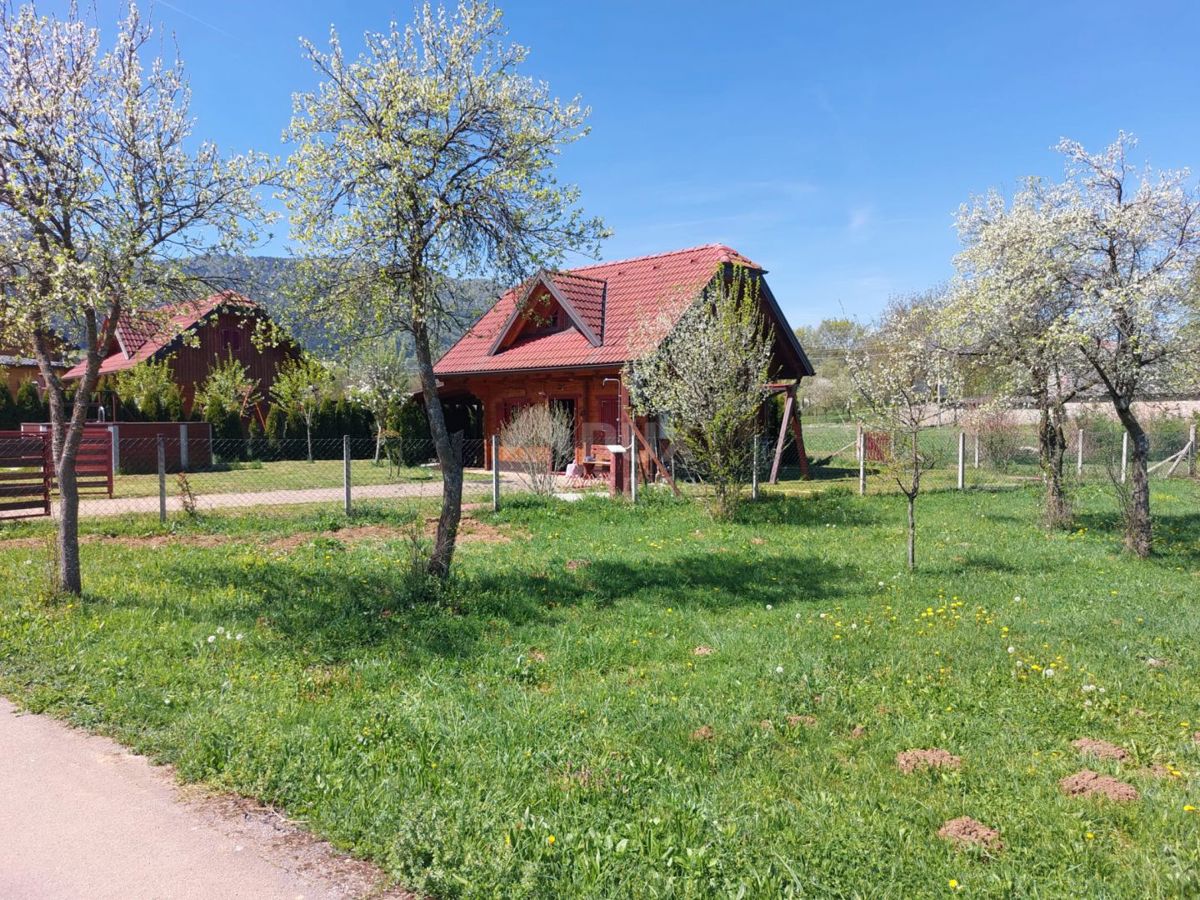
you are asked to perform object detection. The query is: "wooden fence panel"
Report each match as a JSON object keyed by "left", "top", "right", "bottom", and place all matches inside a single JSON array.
[
  {"left": 865, "top": 432, "right": 892, "bottom": 463},
  {"left": 67, "top": 432, "right": 115, "bottom": 497},
  {"left": 0, "top": 431, "right": 51, "bottom": 518}
]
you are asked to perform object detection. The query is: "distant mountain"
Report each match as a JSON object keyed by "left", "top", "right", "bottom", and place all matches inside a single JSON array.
[{"left": 182, "top": 255, "right": 498, "bottom": 362}]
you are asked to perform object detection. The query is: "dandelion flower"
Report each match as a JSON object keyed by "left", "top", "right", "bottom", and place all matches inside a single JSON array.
[
  {"left": 216, "top": 626, "right": 225, "bottom": 635},
  {"left": 1043, "top": 667, "right": 1055, "bottom": 678},
  {"left": 775, "top": 666, "right": 784, "bottom": 674},
  {"left": 1081, "top": 684, "right": 1096, "bottom": 693},
  {"left": 766, "top": 604, "right": 773, "bottom": 610},
  {"left": 207, "top": 635, "right": 216, "bottom": 644},
  {"left": 235, "top": 633, "right": 244, "bottom": 641},
  {"left": 1007, "top": 646, "right": 1015, "bottom": 654},
  {"left": 547, "top": 835, "right": 556, "bottom": 845}
]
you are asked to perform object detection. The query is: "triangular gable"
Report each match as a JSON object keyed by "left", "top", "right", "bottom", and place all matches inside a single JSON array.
[{"left": 487, "top": 270, "right": 603, "bottom": 355}]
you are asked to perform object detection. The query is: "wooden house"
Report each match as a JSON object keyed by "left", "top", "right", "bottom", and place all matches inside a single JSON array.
[
  {"left": 433, "top": 244, "right": 815, "bottom": 482},
  {"left": 62, "top": 291, "right": 298, "bottom": 420},
  {"left": 0, "top": 332, "right": 72, "bottom": 396}
]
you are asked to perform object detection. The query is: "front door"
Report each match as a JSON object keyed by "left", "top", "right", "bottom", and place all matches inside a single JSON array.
[{"left": 549, "top": 398, "right": 576, "bottom": 471}]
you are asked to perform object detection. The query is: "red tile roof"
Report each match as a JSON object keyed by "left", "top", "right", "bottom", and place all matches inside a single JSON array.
[
  {"left": 64, "top": 291, "right": 259, "bottom": 380},
  {"left": 435, "top": 244, "right": 766, "bottom": 376}
]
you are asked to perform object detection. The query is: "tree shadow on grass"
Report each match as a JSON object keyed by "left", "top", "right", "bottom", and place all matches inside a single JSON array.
[
  {"left": 472, "top": 550, "right": 853, "bottom": 622},
  {"left": 104, "top": 542, "right": 856, "bottom": 665},
  {"left": 735, "top": 489, "right": 879, "bottom": 528},
  {"left": 1073, "top": 508, "right": 1200, "bottom": 565}
]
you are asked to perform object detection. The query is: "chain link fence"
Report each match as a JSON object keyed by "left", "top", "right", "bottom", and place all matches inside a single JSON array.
[
  {"left": 1, "top": 412, "right": 1195, "bottom": 529},
  {"left": 787, "top": 415, "right": 1197, "bottom": 495}
]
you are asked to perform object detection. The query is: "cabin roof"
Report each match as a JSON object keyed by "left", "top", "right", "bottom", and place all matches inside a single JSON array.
[
  {"left": 434, "top": 244, "right": 811, "bottom": 377},
  {"left": 63, "top": 291, "right": 262, "bottom": 380}
]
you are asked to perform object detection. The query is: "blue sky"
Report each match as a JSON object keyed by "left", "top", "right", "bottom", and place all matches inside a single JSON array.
[{"left": 42, "top": 0, "right": 1200, "bottom": 326}]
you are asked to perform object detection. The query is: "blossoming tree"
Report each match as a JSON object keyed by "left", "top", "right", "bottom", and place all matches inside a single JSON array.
[
  {"left": 628, "top": 267, "right": 774, "bottom": 520},
  {"left": 0, "top": 3, "right": 268, "bottom": 593},
  {"left": 849, "top": 293, "right": 958, "bottom": 571},
  {"left": 1051, "top": 134, "right": 1200, "bottom": 555},
  {"left": 270, "top": 356, "right": 337, "bottom": 463},
  {"left": 949, "top": 178, "right": 1089, "bottom": 528},
  {"left": 281, "top": 1, "right": 605, "bottom": 577}
]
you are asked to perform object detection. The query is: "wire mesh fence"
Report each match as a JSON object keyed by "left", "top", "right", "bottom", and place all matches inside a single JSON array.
[
  {"left": 0, "top": 436, "right": 504, "bottom": 524},
  {"left": 1, "top": 412, "right": 1195, "bottom": 528}
]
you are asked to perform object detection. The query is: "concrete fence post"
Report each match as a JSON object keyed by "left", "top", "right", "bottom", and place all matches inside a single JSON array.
[
  {"left": 973, "top": 432, "right": 980, "bottom": 469},
  {"left": 1076, "top": 428, "right": 1085, "bottom": 477},
  {"left": 491, "top": 434, "right": 500, "bottom": 512},
  {"left": 858, "top": 423, "right": 867, "bottom": 497},
  {"left": 109, "top": 424, "right": 120, "bottom": 474},
  {"left": 1121, "top": 431, "right": 1129, "bottom": 484},
  {"left": 957, "top": 431, "right": 966, "bottom": 490},
  {"left": 629, "top": 440, "right": 637, "bottom": 504},
  {"left": 157, "top": 435, "right": 167, "bottom": 525},
  {"left": 751, "top": 434, "right": 759, "bottom": 501},
  {"left": 179, "top": 423, "right": 189, "bottom": 471},
  {"left": 343, "top": 435, "right": 352, "bottom": 515},
  {"left": 1189, "top": 422, "right": 1197, "bottom": 478}
]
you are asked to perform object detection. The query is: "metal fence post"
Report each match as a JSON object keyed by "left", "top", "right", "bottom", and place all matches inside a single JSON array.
[
  {"left": 1077, "top": 428, "right": 1085, "bottom": 477},
  {"left": 857, "top": 423, "right": 866, "bottom": 497},
  {"left": 343, "top": 435, "right": 352, "bottom": 515},
  {"left": 157, "top": 435, "right": 166, "bottom": 524},
  {"left": 1121, "top": 431, "right": 1129, "bottom": 484},
  {"left": 957, "top": 431, "right": 965, "bottom": 490},
  {"left": 751, "top": 434, "right": 759, "bottom": 501},
  {"left": 491, "top": 434, "right": 500, "bottom": 512}
]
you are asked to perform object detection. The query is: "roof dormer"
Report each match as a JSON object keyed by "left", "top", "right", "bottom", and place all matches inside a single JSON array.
[{"left": 488, "top": 270, "right": 606, "bottom": 355}]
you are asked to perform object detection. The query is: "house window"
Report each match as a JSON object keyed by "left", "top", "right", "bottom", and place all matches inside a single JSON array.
[
  {"left": 500, "top": 399, "right": 528, "bottom": 427},
  {"left": 220, "top": 328, "right": 243, "bottom": 353}
]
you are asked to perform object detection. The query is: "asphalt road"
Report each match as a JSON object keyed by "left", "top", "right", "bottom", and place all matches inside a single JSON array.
[{"left": 0, "top": 698, "right": 408, "bottom": 900}]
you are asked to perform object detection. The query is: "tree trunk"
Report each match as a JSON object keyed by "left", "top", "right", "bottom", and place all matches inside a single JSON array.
[
  {"left": 55, "top": 464, "right": 82, "bottom": 594},
  {"left": 36, "top": 323, "right": 104, "bottom": 596},
  {"left": 374, "top": 426, "right": 383, "bottom": 464},
  {"left": 1116, "top": 409, "right": 1152, "bottom": 557},
  {"left": 413, "top": 317, "right": 463, "bottom": 579},
  {"left": 306, "top": 419, "right": 313, "bottom": 463},
  {"left": 1037, "top": 400, "right": 1072, "bottom": 529},
  {"left": 906, "top": 425, "right": 919, "bottom": 571},
  {"left": 906, "top": 493, "right": 916, "bottom": 572}
]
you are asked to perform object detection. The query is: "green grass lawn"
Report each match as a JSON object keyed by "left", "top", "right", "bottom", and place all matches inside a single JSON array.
[{"left": 1, "top": 482, "right": 1199, "bottom": 897}]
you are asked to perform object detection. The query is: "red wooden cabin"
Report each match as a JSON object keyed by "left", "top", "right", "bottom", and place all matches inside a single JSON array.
[
  {"left": 62, "top": 291, "right": 298, "bottom": 421},
  {"left": 433, "top": 244, "right": 815, "bottom": 483}
]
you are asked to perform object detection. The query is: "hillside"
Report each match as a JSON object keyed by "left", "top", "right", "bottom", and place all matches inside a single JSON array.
[{"left": 183, "top": 255, "right": 497, "bottom": 361}]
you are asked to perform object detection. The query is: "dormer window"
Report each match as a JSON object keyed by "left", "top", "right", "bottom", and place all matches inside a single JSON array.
[{"left": 488, "top": 270, "right": 605, "bottom": 356}]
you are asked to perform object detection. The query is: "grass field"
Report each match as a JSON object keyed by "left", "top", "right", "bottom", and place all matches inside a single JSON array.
[
  {"left": 109, "top": 458, "right": 493, "bottom": 499},
  {"left": 1, "top": 482, "right": 1199, "bottom": 897}
]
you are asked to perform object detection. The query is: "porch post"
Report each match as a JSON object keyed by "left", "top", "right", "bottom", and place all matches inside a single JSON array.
[
  {"left": 491, "top": 434, "right": 500, "bottom": 512},
  {"left": 769, "top": 390, "right": 793, "bottom": 484},
  {"left": 788, "top": 386, "right": 810, "bottom": 480}
]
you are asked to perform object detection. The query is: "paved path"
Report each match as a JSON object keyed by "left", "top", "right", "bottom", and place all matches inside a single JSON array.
[{"left": 0, "top": 698, "right": 408, "bottom": 900}]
